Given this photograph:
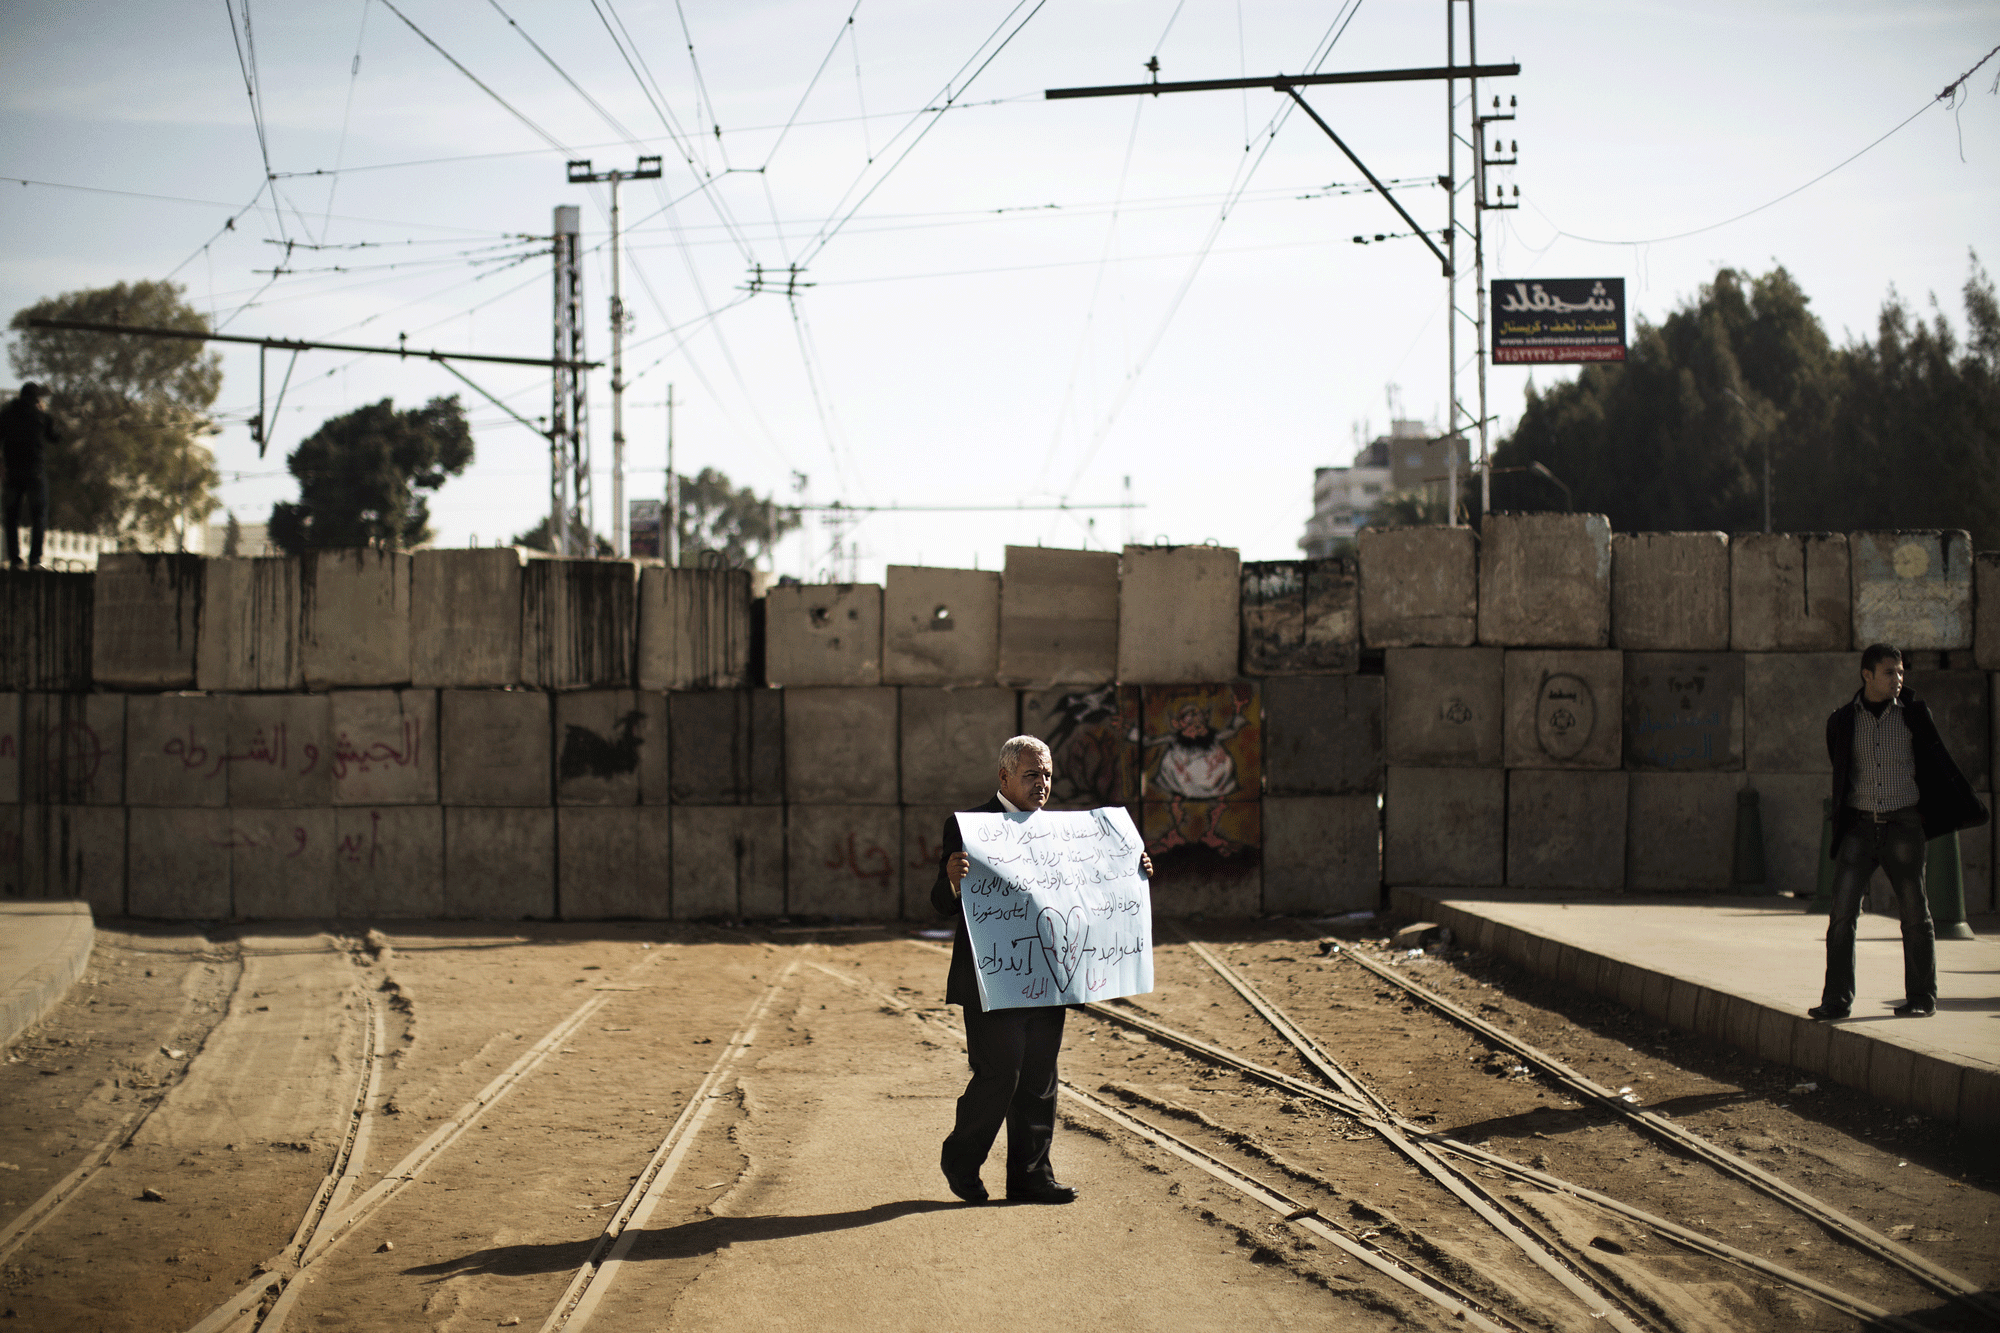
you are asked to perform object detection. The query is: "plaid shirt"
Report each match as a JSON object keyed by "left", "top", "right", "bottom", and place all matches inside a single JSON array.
[{"left": 1847, "top": 697, "right": 1921, "bottom": 813}]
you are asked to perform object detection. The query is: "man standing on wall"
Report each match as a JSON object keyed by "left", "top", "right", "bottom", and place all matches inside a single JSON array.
[
  {"left": 1810, "top": 644, "right": 1987, "bottom": 1021},
  {"left": 0, "top": 383, "right": 57, "bottom": 570},
  {"left": 933, "top": 735, "right": 1151, "bottom": 1204}
]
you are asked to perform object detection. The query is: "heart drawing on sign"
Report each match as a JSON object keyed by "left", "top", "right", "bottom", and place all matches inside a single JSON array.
[{"left": 1036, "top": 906, "right": 1089, "bottom": 994}]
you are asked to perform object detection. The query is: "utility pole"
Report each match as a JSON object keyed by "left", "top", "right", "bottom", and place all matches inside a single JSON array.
[
  {"left": 665, "top": 384, "right": 678, "bottom": 568},
  {"left": 550, "top": 204, "right": 587, "bottom": 555},
  {"left": 568, "top": 156, "right": 662, "bottom": 557}
]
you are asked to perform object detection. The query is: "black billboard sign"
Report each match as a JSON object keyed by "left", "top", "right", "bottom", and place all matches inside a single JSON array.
[{"left": 1491, "top": 278, "right": 1626, "bottom": 364}]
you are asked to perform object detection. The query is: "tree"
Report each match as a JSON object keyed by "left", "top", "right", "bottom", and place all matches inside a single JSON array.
[
  {"left": 510, "top": 515, "right": 613, "bottom": 556},
  {"left": 1364, "top": 486, "right": 1457, "bottom": 531},
  {"left": 222, "top": 511, "right": 243, "bottom": 556},
  {"left": 7, "top": 279, "right": 223, "bottom": 541},
  {"left": 672, "top": 467, "right": 799, "bottom": 567},
  {"left": 268, "top": 396, "right": 473, "bottom": 552}
]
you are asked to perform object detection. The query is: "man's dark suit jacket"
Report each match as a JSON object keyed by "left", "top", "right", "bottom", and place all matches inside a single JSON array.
[
  {"left": 931, "top": 796, "right": 1005, "bottom": 1011},
  {"left": 1826, "top": 687, "right": 1988, "bottom": 843}
]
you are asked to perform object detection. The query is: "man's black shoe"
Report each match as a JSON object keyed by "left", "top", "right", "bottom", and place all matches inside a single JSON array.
[
  {"left": 941, "top": 1154, "right": 987, "bottom": 1203},
  {"left": 1006, "top": 1178, "right": 1077, "bottom": 1205},
  {"left": 1807, "top": 1005, "right": 1849, "bottom": 1021},
  {"left": 1893, "top": 1002, "right": 1936, "bottom": 1018}
]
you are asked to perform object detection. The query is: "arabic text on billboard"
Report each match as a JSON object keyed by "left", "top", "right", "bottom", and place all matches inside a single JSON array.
[
  {"left": 630, "top": 499, "right": 662, "bottom": 559},
  {"left": 1492, "top": 278, "right": 1626, "bottom": 365}
]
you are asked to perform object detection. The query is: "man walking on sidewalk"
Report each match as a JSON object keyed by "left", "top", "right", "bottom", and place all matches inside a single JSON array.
[
  {"left": 1810, "top": 644, "right": 1987, "bottom": 1021},
  {"left": 0, "top": 383, "right": 58, "bottom": 570}
]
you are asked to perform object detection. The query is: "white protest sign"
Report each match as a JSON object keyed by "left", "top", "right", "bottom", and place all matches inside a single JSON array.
[{"left": 956, "top": 807, "right": 1153, "bottom": 1011}]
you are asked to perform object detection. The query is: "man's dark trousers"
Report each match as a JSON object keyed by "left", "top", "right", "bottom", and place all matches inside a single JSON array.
[
  {"left": 2, "top": 472, "right": 45, "bottom": 568},
  {"left": 943, "top": 1003, "right": 1064, "bottom": 1188},
  {"left": 1821, "top": 808, "right": 1934, "bottom": 1013}
]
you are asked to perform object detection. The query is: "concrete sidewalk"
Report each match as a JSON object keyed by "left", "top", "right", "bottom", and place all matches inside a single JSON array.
[
  {"left": 1389, "top": 890, "right": 2000, "bottom": 1132},
  {"left": 0, "top": 900, "right": 94, "bottom": 1050}
]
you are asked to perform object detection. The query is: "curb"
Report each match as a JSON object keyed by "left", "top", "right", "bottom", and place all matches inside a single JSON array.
[{"left": 0, "top": 901, "right": 96, "bottom": 1051}]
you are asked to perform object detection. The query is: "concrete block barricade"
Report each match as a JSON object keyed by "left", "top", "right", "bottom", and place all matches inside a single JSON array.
[
  {"left": 882, "top": 566, "right": 1000, "bottom": 686},
  {"left": 999, "top": 545, "right": 1120, "bottom": 686},
  {"left": 1622, "top": 652, "right": 1744, "bottom": 772},
  {"left": 1506, "top": 770, "right": 1628, "bottom": 890},
  {"left": 20, "top": 805, "right": 125, "bottom": 915},
  {"left": 1141, "top": 802, "right": 1261, "bottom": 919},
  {"left": 20, "top": 693, "right": 124, "bottom": 805},
  {"left": 1612, "top": 532, "right": 1729, "bottom": 650},
  {"left": 764, "top": 583, "right": 882, "bottom": 687},
  {"left": 196, "top": 556, "right": 304, "bottom": 692},
  {"left": 439, "top": 689, "right": 551, "bottom": 807},
  {"left": 521, "top": 558, "right": 638, "bottom": 690},
  {"left": 1262, "top": 794, "right": 1380, "bottom": 914},
  {"left": 901, "top": 803, "right": 955, "bottom": 921},
  {"left": 1477, "top": 513, "right": 1612, "bottom": 649},
  {"left": 1917, "top": 670, "right": 1990, "bottom": 792},
  {"left": 667, "top": 688, "right": 783, "bottom": 805},
  {"left": 1503, "top": 651, "right": 1623, "bottom": 770},
  {"left": 1357, "top": 526, "right": 1477, "bottom": 648},
  {"left": 328, "top": 690, "right": 436, "bottom": 805},
  {"left": 300, "top": 549, "right": 410, "bottom": 688},
  {"left": 334, "top": 806, "right": 444, "bottom": 917},
  {"left": 1744, "top": 653, "right": 1852, "bottom": 773},
  {"left": 783, "top": 686, "right": 898, "bottom": 806},
  {"left": 411, "top": 548, "right": 523, "bottom": 688},
  {"left": 1021, "top": 684, "right": 1139, "bottom": 810},
  {"left": 1850, "top": 530, "right": 1972, "bottom": 650},
  {"left": 558, "top": 806, "right": 669, "bottom": 919},
  {"left": 1384, "top": 647, "right": 1503, "bottom": 768},
  {"left": 92, "top": 553, "right": 204, "bottom": 690},
  {"left": 1625, "top": 772, "right": 1741, "bottom": 890},
  {"left": 125, "top": 694, "right": 229, "bottom": 807},
  {"left": 670, "top": 805, "right": 784, "bottom": 918},
  {"left": 897, "top": 686, "right": 1016, "bottom": 809},
  {"left": 1384, "top": 767, "right": 1503, "bottom": 887},
  {"left": 1747, "top": 773, "right": 1832, "bottom": 896},
  {"left": 0, "top": 805, "right": 25, "bottom": 896},
  {"left": 0, "top": 695, "right": 16, "bottom": 803},
  {"left": 127, "top": 807, "right": 231, "bottom": 919},
  {"left": 1729, "top": 533, "right": 1850, "bottom": 651},
  {"left": 0, "top": 570, "right": 93, "bottom": 691},
  {"left": 443, "top": 807, "right": 551, "bottom": 918},
  {"left": 636, "top": 567, "right": 752, "bottom": 691},
  {"left": 1262, "top": 675, "right": 1383, "bottom": 796},
  {"left": 553, "top": 689, "right": 662, "bottom": 806},
  {"left": 1118, "top": 544, "right": 1240, "bottom": 684},
  {"left": 1239, "top": 559, "right": 1358, "bottom": 676},
  {"left": 786, "top": 803, "right": 900, "bottom": 918},
  {"left": 1976, "top": 552, "right": 2000, "bottom": 669},
  {"left": 225, "top": 693, "right": 333, "bottom": 807},
  {"left": 227, "top": 808, "right": 335, "bottom": 918}
]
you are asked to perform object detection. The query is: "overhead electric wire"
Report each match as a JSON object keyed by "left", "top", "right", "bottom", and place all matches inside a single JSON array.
[
  {"left": 317, "top": 0, "right": 373, "bottom": 241},
  {"left": 377, "top": 0, "right": 569, "bottom": 153},
  {"left": 487, "top": 0, "right": 644, "bottom": 146},
  {"left": 222, "top": 0, "right": 281, "bottom": 246},
  {"left": 762, "top": 0, "right": 867, "bottom": 168},
  {"left": 669, "top": 0, "right": 730, "bottom": 169}
]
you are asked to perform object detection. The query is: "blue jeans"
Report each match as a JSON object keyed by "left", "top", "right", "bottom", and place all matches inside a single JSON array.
[
  {"left": 2, "top": 473, "right": 46, "bottom": 567},
  {"left": 1821, "top": 810, "right": 1934, "bottom": 1012}
]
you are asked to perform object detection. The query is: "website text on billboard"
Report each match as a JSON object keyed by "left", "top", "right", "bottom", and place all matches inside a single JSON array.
[{"left": 1491, "top": 278, "right": 1626, "bottom": 365}]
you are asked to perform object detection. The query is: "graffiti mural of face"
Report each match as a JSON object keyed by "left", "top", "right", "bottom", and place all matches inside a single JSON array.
[{"left": 1174, "top": 706, "right": 1210, "bottom": 740}]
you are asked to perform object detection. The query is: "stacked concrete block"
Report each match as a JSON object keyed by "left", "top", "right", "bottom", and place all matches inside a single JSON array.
[
  {"left": 1385, "top": 647, "right": 1503, "bottom": 767},
  {"left": 443, "top": 807, "right": 554, "bottom": 919},
  {"left": 522, "top": 558, "right": 637, "bottom": 689},
  {"left": 1850, "top": 531, "right": 1973, "bottom": 651},
  {"left": 764, "top": 583, "right": 882, "bottom": 687},
  {"left": 225, "top": 694, "right": 333, "bottom": 806},
  {"left": 636, "top": 567, "right": 752, "bottom": 691},
  {"left": 1504, "top": 651, "right": 1623, "bottom": 769},
  {"left": 328, "top": 690, "right": 436, "bottom": 805},
  {"left": 1612, "top": 533, "right": 1729, "bottom": 650},
  {"left": 999, "top": 546, "right": 1119, "bottom": 686},
  {"left": 1622, "top": 653, "right": 1744, "bottom": 772},
  {"left": 786, "top": 804, "right": 901, "bottom": 918},
  {"left": 1507, "top": 771, "right": 1628, "bottom": 889},
  {"left": 125, "top": 694, "right": 229, "bottom": 806},
  {"left": 127, "top": 807, "right": 232, "bottom": 918},
  {"left": 196, "top": 556, "right": 304, "bottom": 692},
  {"left": 670, "top": 806, "right": 784, "bottom": 917},
  {"left": 335, "top": 807, "right": 444, "bottom": 917},
  {"left": 1143, "top": 803, "right": 1261, "bottom": 919},
  {"left": 0, "top": 805, "right": 19, "bottom": 897},
  {"left": 301, "top": 549, "right": 411, "bottom": 688},
  {"left": 1262, "top": 795, "right": 1380, "bottom": 913},
  {"left": 1730, "top": 533, "right": 1850, "bottom": 651},
  {"left": 1477, "top": 513, "right": 1612, "bottom": 648},
  {"left": 554, "top": 690, "right": 664, "bottom": 805},
  {"left": 412, "top": 548, "right": 523, "bottom": 688},
  {"left": 783, "top": 687, "right": 898, "bottom": 805},
  {"left": 1263, "top": 675, "right": 1383, "bottom": 796},
  {"left": 1119, "top": 545, "right": 1240, "bottom": 684},
  {"left": 883, "top": 566, "right": 1001, "bottom": 686},
  {"left": 0, "top": 570, "right": 93, "bottom": 691},
  {"left": 667, "top": 689, "right": 783, "bottom": 805},
  {"left": 1240, "top": 559, "right": 1358, "bottom": 675},
  {"left": 1744, "top": 653, "right": 1853, "bottom": 773},
  {"left": 901, "top": 803, "right": 954, "bottom": 920},
  {"left": 1976, "top": 552, "right": 2000, "bottom": 670},
  {"left": 20, "top": 693, "right": 124, "bottom": 805},
  {"left": 0, "top": 695, "right": 16, "bottom": 803},
  {"left": 19, "top": 805, "right": 125, "bottom": 914},
  {"left": 228, "top": 809, "right": 335, "bottom": 918},
  {"left": 1751, "top": 773, "right": 1834, "bottom": 897},
  {"left": 898, "top": 687, "right": 1016, "bottom": 809},
  {"left": 1626, "top": 773, "right": 1742, "bottom": 891},
  {"left": 558, "top": 807, "right": 669, "bottom": 919},
  {"left": 92, "top": 553, "right": 204, "bottom": 689},
  {"left": 1917, "top": 670, "right": 1990, "bottom": 792},
  {"left": 440, "top": 689, "right": 550, "bottom": 806},
  {"left": 1384, "top": 767, "right": 1503, "bottom": 886},
  {"left": 1021, "top": 684, "right": 1139, "bottom": 809},
  {"left": 1358, "top": 527, "right": 1477, "bottom": 647}
]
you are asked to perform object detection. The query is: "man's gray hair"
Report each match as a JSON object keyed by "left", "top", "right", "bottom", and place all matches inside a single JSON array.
[{"left": 997, "top": 735, "right": 1052, "bottom": 772}]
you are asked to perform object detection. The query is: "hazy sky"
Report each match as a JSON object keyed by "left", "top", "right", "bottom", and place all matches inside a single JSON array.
[{"left": 3, "top": 1, "right": 1994, "bottom": 580}]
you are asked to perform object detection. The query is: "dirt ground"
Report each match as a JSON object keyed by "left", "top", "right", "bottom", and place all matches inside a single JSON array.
[{"left": 2, "top": 914, "right": 1995, "bottom": 1332}]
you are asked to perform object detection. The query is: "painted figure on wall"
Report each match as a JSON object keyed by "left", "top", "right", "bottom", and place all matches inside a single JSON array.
[
  {"left": 1032, "top": 684, "right": 1139, "bottom": 809},
  {"left": 1136, "top": 684, "right": 1260, "bottom": 860}
]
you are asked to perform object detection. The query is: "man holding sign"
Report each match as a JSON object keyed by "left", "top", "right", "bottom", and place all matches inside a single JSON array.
[{"left": 932, "top": 736, "right": 1154, "bottom": 1205}]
